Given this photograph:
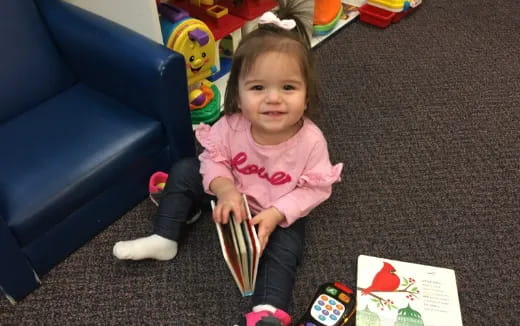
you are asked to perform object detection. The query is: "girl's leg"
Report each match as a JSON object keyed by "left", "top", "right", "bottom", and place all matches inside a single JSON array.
[
  {"left": 243, "top": 218, "right": 305, "bottom": 325},
  {"left": 113, "top": 157, "right": 204, "bottom": 260},
  {"left": 152, "top": 157, "right": 204, "bottom": 239}
]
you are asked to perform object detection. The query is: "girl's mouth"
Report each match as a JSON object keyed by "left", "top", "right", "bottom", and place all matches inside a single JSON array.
[{"left": 263, "top": 111, "right": 285, "bottom": 117}]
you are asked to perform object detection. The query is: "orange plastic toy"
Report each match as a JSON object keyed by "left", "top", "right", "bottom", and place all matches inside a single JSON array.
[{"left": 313, "top": 0, "right": 342, "bottom": 26}]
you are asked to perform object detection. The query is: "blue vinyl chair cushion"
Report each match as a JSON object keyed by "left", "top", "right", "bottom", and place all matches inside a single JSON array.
[{"left": 0, "top": 83, "right": 164, "bottom": 246}]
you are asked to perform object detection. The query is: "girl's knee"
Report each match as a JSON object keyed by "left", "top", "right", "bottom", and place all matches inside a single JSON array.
[
  {"left": 268, "top": 225, "right": 305, "bottom": 262},
  {"left": 168, "top": 157, "right": 201, "bottom": 181},
  {"left": 170, "top": 157, "right": 199, "bottom": 174},
  {"left": 163, "top": 157, "right": 203, "bottom": 198}
]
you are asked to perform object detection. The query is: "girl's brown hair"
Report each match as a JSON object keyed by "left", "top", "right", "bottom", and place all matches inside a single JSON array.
[{"left": 223, "top": 2, "right": 319, "bottom": 119}]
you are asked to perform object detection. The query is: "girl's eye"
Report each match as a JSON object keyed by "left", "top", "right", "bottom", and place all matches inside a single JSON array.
[
  {"left": 283, "top": 85, "right": 295, "bottom": 90},
  {"left": 251, "top": 85, "right": 264, "bottom": 91}
]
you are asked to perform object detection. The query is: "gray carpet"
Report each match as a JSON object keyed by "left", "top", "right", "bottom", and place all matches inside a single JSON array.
[{"left": 2, "top": 1, "right": 520, "bottom": 325}]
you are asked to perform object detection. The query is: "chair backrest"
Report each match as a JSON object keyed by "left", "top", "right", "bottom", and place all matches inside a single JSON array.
[{"left": 0, "top": 0, "right": 76, "bottom": 122}]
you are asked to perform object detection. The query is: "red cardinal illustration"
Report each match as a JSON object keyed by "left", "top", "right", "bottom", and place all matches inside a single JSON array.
[{"left": 362, "top": 262, "right": 400, "bottom": 295}]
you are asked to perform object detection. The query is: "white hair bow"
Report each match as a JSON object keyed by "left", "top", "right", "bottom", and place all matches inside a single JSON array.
[{"left": 259, "top": 11, "right": 296, "bottom": 30}]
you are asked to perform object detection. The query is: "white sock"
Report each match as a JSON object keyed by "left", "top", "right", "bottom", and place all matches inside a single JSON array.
[
  {"left": 112, "top": 234, "right": 178, "bottom": 261},
  {"left": 252, "top": 304, "right": 277, "bottom": 313}
]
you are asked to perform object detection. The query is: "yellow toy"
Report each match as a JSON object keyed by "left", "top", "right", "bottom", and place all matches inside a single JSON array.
[
  {"left": 368, "top": 0, "right": 422, "bottom": 12},
  {"left": 160, "top": 3, "right": 221, "bottom": 124},
  {"left": 163, "top": 15, "right": 216, "bottom": 102}
]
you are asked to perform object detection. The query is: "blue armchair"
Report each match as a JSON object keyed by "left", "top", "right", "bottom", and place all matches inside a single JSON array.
[{"left": 0, "top": 0, "right": 195, "bottom": 302}]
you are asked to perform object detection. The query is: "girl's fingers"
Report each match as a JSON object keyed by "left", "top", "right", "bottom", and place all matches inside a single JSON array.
[
  {"left": 259, "top": 234, "right": 268, "bottom": 253},
  {"left": 256, "top": 225, "right": 267, "bottom": 251},
  {"left": 213, "top": 204, "right": 229, "bottom": 224},
  {"left": 228, "top": 200, "right": 246, "bottom": 222},
  {"left": 214, "top": 196, "right": 248, "bottom": 224},
  {"left": 249, "top": 216, "right": 258, "bottom": 225},
  {"left": 237, "top": 203, "right": 247, "bottom": 222},
  {"left": 222, "top": 205, "right": 232, "bottom": 224},
  {"left": 213, "top": 205, "right": 222, "bottom": 223}
]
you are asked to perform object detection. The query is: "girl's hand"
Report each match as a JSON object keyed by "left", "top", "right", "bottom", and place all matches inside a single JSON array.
[
  {"left": 250, "top": 207, "right": 285, "bottom": 253},
  {"left": 210, "top": 177, "right": 246, "bottom": 224}
]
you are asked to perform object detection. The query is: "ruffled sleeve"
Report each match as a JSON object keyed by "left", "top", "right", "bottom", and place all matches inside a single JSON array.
[
  {"left": 272, "top": 137, "right": 343, "bottom": 227},
  {"left": 195, "top": 119, "right": 234, "bottom": 193},
  {"left": 195, "top": 123, "right": 228, "bottom": 163},
  {"left": 297, "top": 162, "right": 343, "bottom": 187}
]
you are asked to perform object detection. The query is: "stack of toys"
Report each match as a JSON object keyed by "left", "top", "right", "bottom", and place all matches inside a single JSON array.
[
  {"left": 159, "top": 3, "right": 222, "bottom": 124},
  {"left": 313, "top": 0, "right": 343, "bottom": 36},
  {"left": 358, "top": 0, "right": 422, "bottom": 28}
]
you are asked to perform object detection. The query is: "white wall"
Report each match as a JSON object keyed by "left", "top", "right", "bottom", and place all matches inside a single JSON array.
[{"left": 64, "top": 0, "right": 164, "bottom": 44}]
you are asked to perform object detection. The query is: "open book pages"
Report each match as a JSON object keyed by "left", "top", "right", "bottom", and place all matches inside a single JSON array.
[
  {"left": 356, "top": 255, "right": 463, "bottom": 326},
  {"left": 211, "top": 194, "right": 261, "bottom": 297}
]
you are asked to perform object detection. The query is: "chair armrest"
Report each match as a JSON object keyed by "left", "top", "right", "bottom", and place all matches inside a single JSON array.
[
  {"left": 0, "top": 217, "right": 40, "bottom": 303},
  {"left": 36, "top": 0, "right": 195, "bottom": 161}
]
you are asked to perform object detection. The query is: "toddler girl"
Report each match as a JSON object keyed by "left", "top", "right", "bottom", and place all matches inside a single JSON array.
[{"left": 113, "top": 4, "right": 342, "bottom": 325}]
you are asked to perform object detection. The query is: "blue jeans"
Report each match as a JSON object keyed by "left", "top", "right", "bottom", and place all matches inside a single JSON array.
[
  {"left": 153, "top": 157, "right": 204, "bottom": 240},
  {"left": 153, "top": 157, "right": 305, "bottom": 312}
]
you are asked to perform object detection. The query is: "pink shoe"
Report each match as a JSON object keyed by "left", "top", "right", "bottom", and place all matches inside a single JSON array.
[
  {"left": 148, "top": 171, "right": 168, "bottom": 206},
  {"left": 237, "top": 309, "right": 291, "bottom": 326}
]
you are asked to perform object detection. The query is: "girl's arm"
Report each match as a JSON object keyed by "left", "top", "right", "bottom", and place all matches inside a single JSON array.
[
  {"left": 250, "top": 182, "right": 335, "bottom": 253},
  {"left": 196, "top": 118, "right": 247, "bottom": 223},
  {"left": 272, "top": 137, "right": 343, "bottom": 227},
  {"left": 199, "top": 147, "right": 245, "bottom": 224},
  {"left": 271, "top": 182, "right": 335, "bottom": 227}
]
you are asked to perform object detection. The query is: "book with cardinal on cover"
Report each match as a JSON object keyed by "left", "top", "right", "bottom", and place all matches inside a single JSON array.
[
  {"left": 211, "top": 195, "right": 261, "bottom": 297},
  {"left": 356, "top": 255, "right": 463, "bottom": 326}
]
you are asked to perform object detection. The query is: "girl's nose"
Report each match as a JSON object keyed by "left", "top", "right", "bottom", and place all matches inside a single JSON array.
[{"left": 265, "top": 89, "right": 281, "bottom": 103}]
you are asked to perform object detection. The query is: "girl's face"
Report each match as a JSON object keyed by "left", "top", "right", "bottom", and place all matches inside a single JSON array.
[{"left": 238, "top": 51, "right": 307, "bottom": 146}]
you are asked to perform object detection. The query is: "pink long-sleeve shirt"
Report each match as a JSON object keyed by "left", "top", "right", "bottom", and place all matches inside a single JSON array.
[{"left": 195, "top": 114, "right": 343, "bottom": 227}]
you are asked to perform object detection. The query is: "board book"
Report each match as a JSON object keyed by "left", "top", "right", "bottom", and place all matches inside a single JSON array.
[
  {"left": 356, "top": 255, "right": 463, "bottom": 326},
  {"left": 211, "top": 195, "right": 261, "bottom": 297}
]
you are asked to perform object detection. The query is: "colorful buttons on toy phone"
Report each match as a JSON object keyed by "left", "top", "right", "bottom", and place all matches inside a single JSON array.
[{"left": 310, "top": 294, "right": 345, "bottom": 326}]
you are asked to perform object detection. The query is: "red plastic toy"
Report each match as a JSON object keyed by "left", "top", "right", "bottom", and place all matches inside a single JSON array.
[
  {"left": 169, "top": 0, "right": 245, "bottom": 40},
  {"left": 359, "top": 0, "right": 421, "bottom": 29},
  {"left": 220, "top": 0, "right": 277, "bottom": 21}
]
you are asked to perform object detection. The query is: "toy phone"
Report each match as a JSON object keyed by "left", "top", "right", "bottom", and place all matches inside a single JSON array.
[{"left": 296, "top": 282, "right": 356, "bottom": 326}]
